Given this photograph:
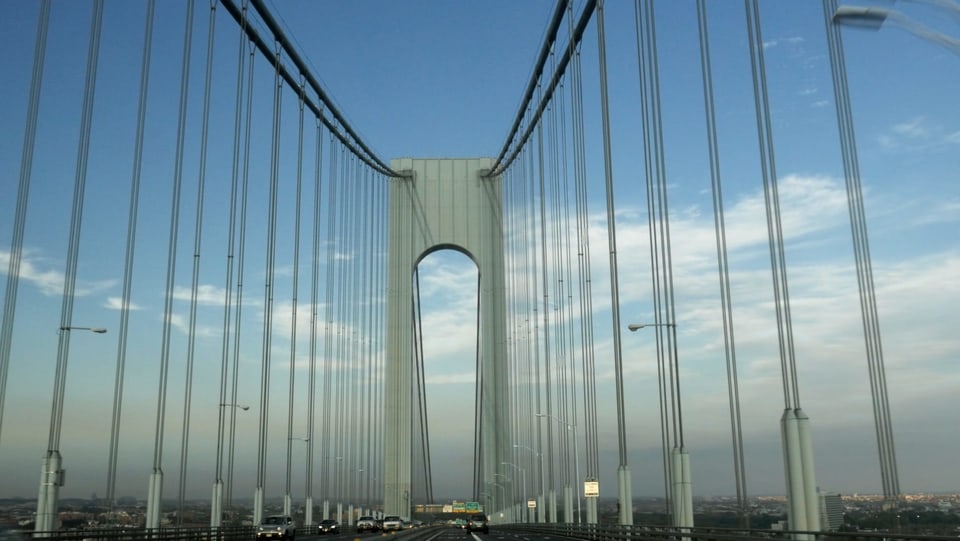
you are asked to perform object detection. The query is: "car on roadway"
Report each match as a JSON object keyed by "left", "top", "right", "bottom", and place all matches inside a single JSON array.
[
  {"left": 381, "top": 515, "right": 403, "bottom": 532},
  {"left": 317, "top": 519, "right": 339, "bottom": 535},
  {"left": 355, "top": 516, "right": 379, "bottom": 533},
  {"left": 466, "top": 513, "right": 489, "bottom": 534},
  {"left": 257, "top": 515, "right": 296, "bottom": 541}
]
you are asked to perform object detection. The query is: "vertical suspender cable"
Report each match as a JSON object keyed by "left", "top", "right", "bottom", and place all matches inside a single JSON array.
[
  {"left": 333, "top": 147, "right": 348, "bottom": 500},
  {"left": 568, "top": 17, "right": 599, "bottom": 491},
  {"left": 361, "top": 169, "right": 372, "bottom": 506},
  {"left": 227, "top": 29, "right": 256, "bottom": 509},
  {"left": 108, "top": 0, "right": 153, "bottom": 510},
  {"left": 320, "top": 131, "right": 339, "bottom": 500},
  {"left": 596, "top": 1, "right": 633, "bottom": 525},
  {"left": 343, "top": 156, "right": 358, "bottom": 503},
  {"left": 645, "top": 0, "right": 684, "bottom": 451},
  {"left": 256, "top": 36, "right": 284, "bottom": 513},
  {"left": 746, "top": 0, "right": 800, "bottom": 410},
  {"left": 150, "top": 2, "right": 190, "bottom": 524},
  {"left": 548, "top": 72, "right": 570, "bottom": 494},
  {"left": 307, "top": 114, "right": 325, "bottom": 509},
  {"left": 216, "top": 0, "right": 244, "bottom": 506},
  {"left": 823, "top": 0, "right": 899, "bottom": 502},
  {"left": 284, "top": 76, "right": 307, "bottom": 509},
  {"left": 696, "top": 0, "right": 748, "bottom": 527},
  {"left": 227, "top": 28, "right": 256, "bottom": 509},
  {"left": 0, "top": 0, "right": 50, "bottom": 447},
  {"left": 527, "top": 136, "right": 545, "bottom": 511},
  {"left": 51, "top": 0, "right": 104, "bottom": 452},
  {"left": 536, "top": 87, "right": 556, "bottom": 504},
  {"left": 178, "top": 0, "right": 217, "bottom": 522},
  {"left": 634, "top": 0, "right": 671, "bottom": 510}
]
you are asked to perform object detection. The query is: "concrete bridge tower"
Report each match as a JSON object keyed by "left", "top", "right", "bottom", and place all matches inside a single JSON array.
[{"left": 383, "top": 158, "right": 511, "bottom": 516}]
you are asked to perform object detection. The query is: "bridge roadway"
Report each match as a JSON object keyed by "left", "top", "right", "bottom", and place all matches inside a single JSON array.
[{"left": 296, "top": 524, "right": 960, "bottom": 541}]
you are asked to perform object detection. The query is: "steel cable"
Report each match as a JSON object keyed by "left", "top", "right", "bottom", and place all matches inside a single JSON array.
[
  {"left": 177, "top": 0, "right": 218, "bottom": 523},
  {"left": 105, "top": 0, "right": 153, "bottom": 510},
  {"left": 696, "top": 0, "right": 748, "bottom": 526},
  {"left": 823, "top": 0, "right": 900, "bottom": 501},
  {"left": 0, "top": 0, "right": 50, "bottom": 449},
  {"left": 151, "top": 0, "right": 189, "bottom": 480}
]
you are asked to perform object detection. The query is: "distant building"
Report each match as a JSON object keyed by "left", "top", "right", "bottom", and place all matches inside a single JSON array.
[{"left": 819, "top": 492, "right": 843, "bottom": 531}]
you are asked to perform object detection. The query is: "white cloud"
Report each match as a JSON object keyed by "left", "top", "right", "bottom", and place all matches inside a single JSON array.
[
  {"left": 877, "top": 116, "right": 960, "bottom": 152},
  {"left": 0, "top": 248, "right": 115, "bottom": 297},
  {"left": 104, "top": 296, "right": 143, "bottom": 311},
  {"left": 762, "top": 36, "right": 805, "bottom": 50},
  {"left": 165, "top": 312, "right": 219, "bottom": 338},
  {"left": 170, "top": 284, "right": 228, "bottom": 305}
]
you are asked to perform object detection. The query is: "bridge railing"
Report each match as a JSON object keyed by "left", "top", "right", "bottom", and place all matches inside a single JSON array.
[
  {"left": 499, "top": 522, "right": 960, "bottom": 541},
  {"left": 23, "top": 527, "right": 253, "bottom": 541}
]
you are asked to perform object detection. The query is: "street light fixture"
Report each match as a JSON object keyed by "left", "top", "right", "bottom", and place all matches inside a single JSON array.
[
  {"left": 833, "top": 6, "right": 889, "bottom": 29},
  {"left": 220, "top": 402, "right": 250, "bottom": 411},
  {"left": 627, "top": 322, "right": 675, "bottom": 332},
  {"left": 59, "top": 326, "right": 108, "bottom": 334},
  {"left": 833, "top": 6, "right": 960, "bottom": 54}
]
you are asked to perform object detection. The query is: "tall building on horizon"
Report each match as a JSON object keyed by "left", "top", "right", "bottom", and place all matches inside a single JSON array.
[{"left": 819, "top": 492, "right": 844, "bottom": 531}]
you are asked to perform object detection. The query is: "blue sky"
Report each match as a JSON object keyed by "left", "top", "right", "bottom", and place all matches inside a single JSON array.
[{"left": 0, "top": 0, "right": 958, "bottom": 506}]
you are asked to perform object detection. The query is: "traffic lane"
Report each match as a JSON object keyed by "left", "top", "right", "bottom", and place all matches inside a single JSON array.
[
  {"left": 427, "top": 526, "right": 576, "bottom": 541},
  {"left": 296, "top": 526, "right": 567, "bottom": 541}
]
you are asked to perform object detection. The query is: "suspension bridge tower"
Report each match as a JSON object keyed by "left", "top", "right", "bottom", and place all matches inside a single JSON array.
[{"left": 384, "top": 158, "right": 512, "bottom": 516}]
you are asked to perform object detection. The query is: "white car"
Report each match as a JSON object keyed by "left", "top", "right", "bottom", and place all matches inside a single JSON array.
[
  {"left": 381, "top": 515, "right": 403, "bottom": 532},
  {"left": 356, "top": 516, "right": 379, "bottom": 533},
  {"left": 257, "top": 515, "right": 296, "bottom": 541}
]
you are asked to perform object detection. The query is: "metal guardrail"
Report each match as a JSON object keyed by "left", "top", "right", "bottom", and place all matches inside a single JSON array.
[
  {"left": 500, "top": 522, "right": 960, "bottom": 541},
  {"left": 23, "top": 527, "right": 254, "bottom": 541}
]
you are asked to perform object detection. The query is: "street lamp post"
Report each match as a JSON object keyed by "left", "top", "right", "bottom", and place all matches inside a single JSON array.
[
  {"left": 286, "top": 437, "right": 309, "bottom": 516},
  {"left": 212, "top": 402, "right": 250, "bottom": 527},
  {"left": 627, "top": 322, "right": 692, "bottom": 530},
  {"left": 320, "top": 456, "right": 343, "bottom": 520},
  {"left": 36, "top": 326, "right": 107, "bottom": 534},
  {"left": 492, "top": 473, "right": 512, "bottom": 520},
  {"left": 535, "top": 413, "right": 581, "bottom": 523},
  {"left": 513, "top": 444, "right": 544, "bottom": 522},
  {"left": 488, "top": 481, "right": 507, "bottom": 515},
  {"left": 501, "top": 462, "right": 527, "bottom": 522}
]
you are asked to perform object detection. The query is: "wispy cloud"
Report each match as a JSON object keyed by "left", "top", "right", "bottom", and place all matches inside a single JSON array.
[
  {"left": 104, "top": 296, "right": 143, "bottom": 311},
  {"left": 763, "top": 36, "right": 805, "bottom": 50},
  {"left": 165, "top": 312, "right": 220, "bottom": 338},
  {"left": 170, "top": 283, "right": 261, "bottom": 307},
  {"left": 0, "top": 249, "right": 115, "bottom": 297},
  {"left": 878, "top": 116, "right": 960, "bottom": 152}
]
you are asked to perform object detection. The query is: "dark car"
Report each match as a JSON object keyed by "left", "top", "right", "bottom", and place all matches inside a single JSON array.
[
  {"left": 466, "top": 513, "right": 489, "bottom": 534},
  {"left": 317, "top": 519, "right": 339, "bottom": 535}
]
